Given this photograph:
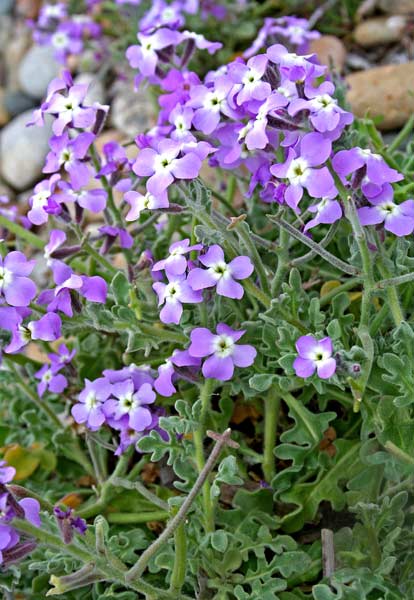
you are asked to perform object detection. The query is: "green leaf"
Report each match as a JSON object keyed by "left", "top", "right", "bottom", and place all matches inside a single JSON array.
[
  {"left": 111, "top": 271, "right": 130, "bottom": 306},
  {"left": 210, "top": 530, "right": 229, "bottom": 553}
]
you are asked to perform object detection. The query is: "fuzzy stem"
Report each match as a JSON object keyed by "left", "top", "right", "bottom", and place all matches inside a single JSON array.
[
  {"left": 193, "top": 378, "right": 216, "bottom": 533},
  {"left": 0, "top": 214, "right": 45, "bottom": 249},
  {"left": 125, "top": 428, "right": 235, "bottom": 583},
  {"left": 169, "top": 520, "right": 187, "bottom": 595},
  {"left": 236, "top": 220, "right": 270, "bottom": 296},
  {"left": 107, "top": 511, "right": 169, "bottom": 523},
  {"left": 271, "top": 226, "right": 289, "bottom": 297},
  {"left": 262, "top": 392, "right": 280, "bottom": 483}
]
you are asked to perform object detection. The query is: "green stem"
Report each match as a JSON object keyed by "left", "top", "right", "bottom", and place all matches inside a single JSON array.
[
  {"left": 169, "top": 520, "right": 187, "bottom": 595},
  {"left": 107, "top": 511, "right": 169, "bottom": 523},
  {"left": 86, "top": 435, "right": 106, "bottom": 487},
  {"left": 110, "top": 477, "right": 169, "bottom": 511},
  {"left": 271, "top": 227, "right": 289, "bottom": 297},
  {"left": 125, "top": 428, "right": 235, "bottom": 583},
  {"left": 319, "top": 278, "right": 361, "bottom": 307},
  {"left": 7, "top": 362, "right": 63, "bottom": 430},
  {"left": 384, "top": 441, "right": 414, "bottom": 466},
  {"left": 0, "top": 215, "right": 45, "bottom": 249},
  {"left": 138, "top": 322, "right": 187, "bottom": 345},
  {"left": 236, "top": 220, "right": 270, "bottom": 296},
  {"left": 262, "top": 391, "right": 280, "bottom": 483},
  {"left": 193, "top": 378, "right": 216, "bottom": 533},
  {"left": 268, "top": 215, "right": 360, "bottom": 276},
  {"left": 199, "top": 178, "right": 238, "bottom": 216},
  {"left": 388, "top": 115, "right": 414, "bottom": 153}
]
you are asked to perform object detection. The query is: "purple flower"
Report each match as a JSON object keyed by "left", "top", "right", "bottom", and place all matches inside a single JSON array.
[
  {"left": 71, "top": 377, "right": 112, "bottom": 430},
  {"left": 293, "top": 335, "right": 336, "bottom": 379},
  {"left": 270, "top": 133, "right": 335, "bottom": 211},
  {"left": 304, "top": 195, "right": 342, "bottom": 231},
  {"left": 187, "top": 245, "right": 254, "bottom": 299},
  {"left": 35, "top": 365, "right": 68, "bottom": 397},
  {"left": 189, "top": 78, "right": 235, "bottom": 135},
  {"left": 154, "top": 350, "right": 201, "bottom": 397},
  {"left": 267, "top": 44, "right": 325, "bottom": 83},
  {"left": 153, "top": 273, "right": 202, "bottom": 324},
  {"left": 188, "top": 324, "right": 257, "bottom": 381},
  {"left": 99, "top": 226, "right": 133, "bottom": 250},
  {"left": 27, "top": 175, "right": 61, "bottom": 226},
  {"left": 125, "top": 189, "right": 169, "bottom": 221},
  {"left": 49, "top": 343, "right": 76, "bottom": 371},
  {"left": 43, "top": 132, "right": 94, "bottom": 190},
  {"left": 126, "top": 28, "right": 183, "bottom": 80},
  {"left": 229, "top": 55, "right": 271, "bottom": 105},
  {"left": 358, "top": 185, "right": 414, "bottom": 236},
  {"left": 104, "top": 380, "right": 156, "bottom": 432},
  {"left": 133, "top": 139, "right": 202, "bottom": 195},
  {"left": 0, "top": 461, "right": 15, "bottom": 484},
  {"left": 152, "top": 238, "right": 202, "bottom": 276},
  {"left": 244, "top": 92, "right": 289, "bottom": 151},
  {"left": 54, "top": 507, "right": 86, "bottom": 544},
  {"left": 332, "top": 147, "right": 403, "bottom": 188},
  {"left": 0, "top": 252, "right": 36, "bottom": 307},
  {"left": 58, "top": 181, "right": 107, "bottom": 213}
]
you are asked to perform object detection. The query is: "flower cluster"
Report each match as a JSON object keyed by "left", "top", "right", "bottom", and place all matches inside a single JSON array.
[
  {"left": 71, "top": 365, "right": 165, "bottom": 454},
  {"left": 0, "top": 462, "right": 41, "bottom": 566},
  {"left": 151, "top": 239, "right": 253, "bottom": 324}
]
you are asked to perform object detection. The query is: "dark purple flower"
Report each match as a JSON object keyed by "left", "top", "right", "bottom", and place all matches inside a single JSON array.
[
  {"left": 54, "top": 507, "right": 86, "bottom": 544},
  {"left": 188, "top": 323, "right": 257, "bottom": 381},
  {"left": 187, "top": 245, "right": 254, "bottom": 299},
  {"left": 293, "top": 335, "right": 336, "bottom": 379}
]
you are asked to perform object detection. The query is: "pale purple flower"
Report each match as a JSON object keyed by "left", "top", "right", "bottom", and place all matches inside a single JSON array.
[
  {"left": 152, "top": 238, "right": 202, "bottom": 275},
  {"left": 35, "top": 365, "right": 67, "bottom": 397},
  {"left": 27, "top": 174, "right": 61, "bottom": 226},
  {"left": 304, "top": 196, "right": 342, "bottom": 231},
  {"left": 0, "top": 252, "right": 36, "bottom": 308},
  {"left": 133, "top": 139, "right": 202, "bottom": 195},
  {"left": 267, "top": 44, "right": 325, "bottom": 83},
  {"left": 188, "top": 324, "right": 257, "bottom": 381},
  {"left": 126, "top": 28, "right": 183, "bottom": 80},
  {"left": 71, "top": 377, "right": 112, "bottom": 430},
  {"left": 332, "top": 147, "right": 403, "bottom": 187},
  {"left": 244, "top": 92, "right": 289, "bottom": 150},
  {"left": 43, "top": 132, "right": 94, "bottom": 190},
  {"left": 293, "top": 335, "right": 336, "bottom": 379},
  {"left": 99, "top": 226, "right": 133, "bottom": 249},
  {"left": 189, "top": 78, "right": 236, "bottom": 135},
  {"left": 181, "top": 31, "right": 222, "bottom": 54},
  {"left": 289, "top": 81, "right": 353, "bottom": 135},
  {"left": 187, "top": 245, "right": 254, "bottom": 299},
  {"left": 153, "top": 274, "right": 202, "bottom": 324},
  {"left": 270, "top": 133, "right": 335, "bottom": 211},
  {"left": 44, "top": 229, "right": 67, "bottom": 265},
  {"left": 49, "top": 343, "right": 76, "bottom": 372},
  {"left": 104, "top": 380, "right": 156, "bottom": 432},
  {"left": 124, "top": 189, "right": 169, "bottom": 221},
  {"left": 358, "top": 185, "right": 414, "bottom": 236},
  {"left": 229, "top": 55, "right": 271, "bottom": 105},
  {"left": 45, "top": 81, "right": 97, "bottom": 136},
  {"left": 58, "top": 181, "right": 107, "bottom": 213},
  {"left": 0, "top": 462, "right": 15, "bottom": 484},
  {"left": 154, "top": 350, "right": 201, "bottom": 397}
]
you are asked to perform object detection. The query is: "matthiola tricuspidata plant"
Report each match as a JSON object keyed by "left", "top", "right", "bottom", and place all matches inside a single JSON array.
[{"left": 2, "top": 1, "right": 414, "bottom": 599}]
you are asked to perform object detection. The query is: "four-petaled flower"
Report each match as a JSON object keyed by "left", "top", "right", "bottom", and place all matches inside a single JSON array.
[{"left": 293, "top": 335, "right": 336, "bottom": 379}]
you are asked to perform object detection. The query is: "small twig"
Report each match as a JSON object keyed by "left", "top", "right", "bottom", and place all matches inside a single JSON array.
[
  {"left": 308, "top": 0, "right": 339, "bottom": 29},
  {"left": 267, "top": 215, "right": 360, "bottom": 276},
  {"left": 125, "top": 428, "right": 238, "bottom": 583},
  {"left": 321, "top": 528, "right": 335, "bottom": 578}
]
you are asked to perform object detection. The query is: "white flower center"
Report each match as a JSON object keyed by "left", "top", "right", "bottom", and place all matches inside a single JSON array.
[
  {"left": 119, "top": 393, "right": 138, "bottom": 414},
  {"left": 379, "top": 202, "right": 398, "bottom": 217},
  {"left": 0, "top": 266, "right": 13, "bottom": 291},
  {"left": 213, "top": 334, "right": 235, "bottom": 358},
  {"left": 210, "top": 261, "right": 230, "bottom": 281},
  {"left": 286, "top": 157, "right": 309, "bottom": 185},
  {"left": 310, "top": 346, "right": 330, "bottom": 364},
  {"left": 313, "top": 94, "right": 336, "bottom": 111},
  {"left": 85, "top": 393, "right": 97, "bottom": 411},
  {"left": 165, "top": 281, "right": 181, "bottom": 300},
  {"left": 52, "top": 32, "right": 69, "bottom": 49},
  {"left": 358, "top": 148, "right": 381, "bottom": 161}
]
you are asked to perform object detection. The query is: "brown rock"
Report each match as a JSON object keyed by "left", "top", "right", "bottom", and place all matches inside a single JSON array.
[
  {"left": 309, "top": 35, "right": 347, "bottom": 72},
  {"left": 0, "top": 88, "right": 10, "bottom": 127},
  {"left": 379, "top": 0, "right": 414, "bottom": 13},
  {"left": 16, "top": 0, "right": 42, "bottom": 19},
  {"left": 354, "top": 16, "right": 407, "bottom": 47},
  {"left": 346, "top": 62, "right": 414, "bottom": 130}
]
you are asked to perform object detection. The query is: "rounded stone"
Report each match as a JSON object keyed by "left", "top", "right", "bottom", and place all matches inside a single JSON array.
[
  {"left": 354, "top": 16, "right": 407, "bottom": 47},
  {"left": 110, "top": 81, "right": 156, "bottom": 137},
  {"left": 0, "top": 0, "right": 13, "bottom": 15},
  {"left": 346, "top": 62, "right": 414, "bottom": 130},
  {"left": 3, "top": 91, "right": 37, "bottom": 117},
  {"left": 379, "top": 0, "right": 414, "bottom": 13},
  {"left": 309, "top": 35, "right": 347, "bottom": 72},
  {"left": 18, "top": 45, "right": 60, "bottom": 100},
  {"left": 0, "top": 110, "right": 53, "bottom": 190}
]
